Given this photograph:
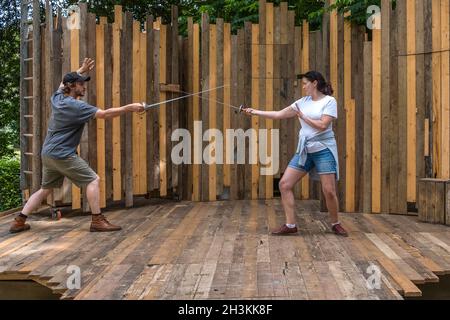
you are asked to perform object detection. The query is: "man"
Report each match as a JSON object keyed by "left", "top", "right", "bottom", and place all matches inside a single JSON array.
[{"left": 10, "top": 58, "right": 144, "bottom": 233}]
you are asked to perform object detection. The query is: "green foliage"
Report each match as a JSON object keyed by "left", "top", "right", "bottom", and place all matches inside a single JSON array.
[
  {"left": 0, "top": 154, "right": 21, "bottom": 211},
  {"left": 0, "top": 1, "right": 20, "bottom": 158}
]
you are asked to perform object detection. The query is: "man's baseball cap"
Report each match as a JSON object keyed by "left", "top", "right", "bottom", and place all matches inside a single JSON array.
[{"left": 63, "top": 72, "right": 91, "bottom": 84}]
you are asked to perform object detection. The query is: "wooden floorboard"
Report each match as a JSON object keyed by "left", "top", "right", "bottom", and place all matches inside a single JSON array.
[{"left": 1, "top": 199, "right": 450, "bottom": 299}]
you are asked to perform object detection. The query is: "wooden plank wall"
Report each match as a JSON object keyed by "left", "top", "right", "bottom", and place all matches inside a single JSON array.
[{"left": 29, "top": 0, "right": 449, "bottom": 214}]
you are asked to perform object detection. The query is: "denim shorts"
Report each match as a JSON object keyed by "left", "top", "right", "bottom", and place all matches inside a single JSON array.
[{"left": 288, "top": 148, "right": 337, "bottom": 175}]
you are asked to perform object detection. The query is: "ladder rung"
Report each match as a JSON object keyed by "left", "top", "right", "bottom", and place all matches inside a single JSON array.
[
  {"left": 25, "top": 38, "right": 33, "bottom": 42},
  {"left": 23, "top": 134, "right": 34, "bottom": 137},
  {"left": 24, "top": 115, "right": 33, "bottom": 118},
  {"left": 24, "top": 77, "right": 33, "bottom": 81},
  {"left": 24, "top": 96, "right": 33, "bottom": 100},
  {"left": 24, "top": 171, "right": 33, "bottom": 175},
  {"left": 24, "top": 153, "right": 34, "bottom": 156},
  {"left": 24, "top": 58, "right": 33, "bottom": 62}
]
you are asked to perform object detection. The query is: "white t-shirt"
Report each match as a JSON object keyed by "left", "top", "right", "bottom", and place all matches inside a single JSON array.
[{"left": 290, "top": 95, "right": 338, "bottom": 153}]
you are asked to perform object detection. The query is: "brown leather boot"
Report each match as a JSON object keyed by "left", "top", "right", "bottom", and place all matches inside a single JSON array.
[
  {"left": 9, "top": 215, "right": 31, "bottom": 234},
  {"left": 90, "top": 214, "right": 122, "bottom": 232}
]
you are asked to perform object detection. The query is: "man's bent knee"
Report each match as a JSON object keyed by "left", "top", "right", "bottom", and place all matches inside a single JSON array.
[{"left": 87, "top": 176, "right": 100, "bottom": 188}]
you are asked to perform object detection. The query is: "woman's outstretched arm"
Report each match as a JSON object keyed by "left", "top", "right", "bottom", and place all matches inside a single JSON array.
[{"left": 241, "top": 105, "right": 297, "bottom": 120}]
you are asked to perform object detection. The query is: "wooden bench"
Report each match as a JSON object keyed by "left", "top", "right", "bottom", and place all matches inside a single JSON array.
[{"left": 418, "top": 178, "right": 450, "bottom": 225}]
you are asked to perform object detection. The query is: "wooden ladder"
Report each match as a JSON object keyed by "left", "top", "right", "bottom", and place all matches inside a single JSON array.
[{"left": 20, "top": 0, "right": 42, "bottom": 199}]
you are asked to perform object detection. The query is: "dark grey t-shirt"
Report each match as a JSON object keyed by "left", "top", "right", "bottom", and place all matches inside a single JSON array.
[{"left": 41, "top": 89, "right": 98, "bottom": 159}]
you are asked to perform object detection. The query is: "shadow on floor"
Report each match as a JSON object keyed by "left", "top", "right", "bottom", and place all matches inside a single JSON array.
[
  {"left": 406, "top": 275, "right": 450, "bottom": 300},
  {"left": 0, "top": 281, "right": 61, "bottom": 300}
]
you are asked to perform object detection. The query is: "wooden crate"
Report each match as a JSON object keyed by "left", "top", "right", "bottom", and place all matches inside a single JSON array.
[{"left": 418, "top": 178, "right": 450, "bottom": 225}]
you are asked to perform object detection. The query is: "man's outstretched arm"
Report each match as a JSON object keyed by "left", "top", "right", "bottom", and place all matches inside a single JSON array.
[{"left": 95, "top": 103, "right": 145, "bottom": 120}]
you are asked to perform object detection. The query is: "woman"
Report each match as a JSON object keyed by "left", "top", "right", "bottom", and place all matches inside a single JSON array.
[{"left": 242, "top": 71, "right": 348, "bottom": 237}]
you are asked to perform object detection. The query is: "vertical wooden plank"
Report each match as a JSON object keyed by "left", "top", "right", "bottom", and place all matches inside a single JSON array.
[
  {"left": 122, "top": 12, "right": 133, "bottom": 207},
  {"left": 257, "top": 0, "right": 266, "bottom": 200},
  {"left": 141, "top": 26, "right": 148, "bottom": 195},
  {"left": 20, "top": 0, "right": 30, "bottom": 194},
  {"left": 216, "top": 19, "right": 224, "bottom": 198},
  {"left": 51, "top": 9, "right": 63, "bottom": 204},
  {"left": 230, "top": 34, "right": 239, "bottom": 200},
  {"left": 389, "top": 5, "right": 400, "bottom": 213},
  {"left": 294, "top": 25, "right": 302, "bottom": 199},
  {"left": 43, "top": 2, "right": 52, "bottom": 206},
  {"left": 418, "top": 180, "right": 426, "bottom": 221},
  {"left": 152, "top": 26, "right": 161, "bottom": 194},
  {"left": 258, "top": 21, "right": 267, "bottom": 200},
  {"left": 372, "top": 26, "right": 382, "bottom": 213},
  {"left": 32, "top": 0, "right": 42, "bottom": 194},
  {"left": 96, "top": 21, "right": 106, "bottom": 208},
  {"left": 61, "top": 17, "right": 71, "bottom": 204},
  {"left": 287, "top": 11, "right": 297, "bottom": 200},
  {"left": 112, "top": 20, "right": 122, "bottom": 201},
  {"left": 344, "top": 12, "right": 355, "bottom": 212},
  {"left": 132, "top": 21, "right": 140, "bottom": 194},
  {"left": 70, "top": 20, "right": 81, "bottom": 210},
  {"left": 441, "top": 0, "right": 450, "bottom": 179},
  {"left": 208, "top": 24, "right": 217, "bottom": 201},
  {"left": 251, "top": 24, "right": 260, "bottom": 200},
  {"left": 165, "top": 23, "right": 173, "bottom": 197},
  {"left": 79, "top": 3, "right": 91, "bottom": 212},
  {"left": 424, "top": 0, "right": 433, "bottom": 178},
  {"left": 104, "top": 23, "right": 113, "bottom": 203},
  {"left": 436, "top": 181, "right": 445, "bottom": 224},
  {"left": 274, "top": 6, "right": 285, "bottom": 183},
  {"left": 265, "top": 2, "right": 274, "bottom": 199},
  {"left": 171, "top": 6, "right": 180, "bottom": 198},
  {"left": 352, "top": 26, "right": 366, "bottom": 212},
  {"left": 397, "top": 0, "right": 408, "bottom": 214},
  {"left": 192, "top": 23, "right": 201, "bottom": 201},
  {"left": 363, "top": 41, "right": 373, "bottom": 213},
  {"left": 381, "top": 0, "right": 391, "bottom": 214},
  {"left": 426, "top": 180, "right": 434, "bottom": 222},
  {"left": 309, "top": 31, "right": 317, "bottom": 71},
  {"left": 406, "top": 0, "right": 417, "bottom": 203},
  {"left": 159, "top": 23, "right": 167, "bottom": 197},
  {"left": 114, "top": 5, "right": 122, "bottom": 30},
  {"left": 185, "top": 18, "right": 193, "bottom": 200},
  {"left": 223, "top": 22, "right": 231, "bottom": 197},
  {"left": 244, "top": 21, "right": 253, "bottom": 199},
  {"left": 337, "top": 14, "right": 346, "bottom": 210},
  {"left": 301, "top": 20, "right": 309, "bottom": 200},
  {"left": 201, "top": 13, "right": 209, "bottom": 201},
  {"left": 259, "top": 0, "right": 266, "bottom": 44},
  {"left": 415, "top": 0, "right": 425, "bottom": 208},
  {"left": 316, "top": 30, "right": 324, "bottom": 75},
  {"left": 432, "top": 0, "right": 441, "bottom": 178},
  {"left": 237, "top": 28, "right": 245, "bottom": 199},
  {"left": 145, "top": 16, "right": 154, "bottom": 196},
  {"left": 322, "top": 0, "right": 331, "bottom": 80}
]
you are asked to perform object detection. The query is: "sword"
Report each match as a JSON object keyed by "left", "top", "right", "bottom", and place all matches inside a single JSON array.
[{"left": 141, "top": 84, "right": 245, "bottom": 114}]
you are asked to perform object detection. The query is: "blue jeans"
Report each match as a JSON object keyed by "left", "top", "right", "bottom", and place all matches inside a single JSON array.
[{"left": 288, "top": 148, "right": 337, "bottom": 175}]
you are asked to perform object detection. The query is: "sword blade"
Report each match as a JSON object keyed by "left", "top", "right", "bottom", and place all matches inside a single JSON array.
[{"left": 143, "top": 85, "right": 229, "bottom": 110}]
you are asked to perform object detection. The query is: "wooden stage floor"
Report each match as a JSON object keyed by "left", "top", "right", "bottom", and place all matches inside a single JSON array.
[{"left": 0, "top": 199, "right": 449, "bottom": 300}]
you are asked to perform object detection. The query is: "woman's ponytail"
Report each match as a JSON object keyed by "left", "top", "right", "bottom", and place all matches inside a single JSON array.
[{"left": 298, "top": 71, "right": 334, "bottom": 96}]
